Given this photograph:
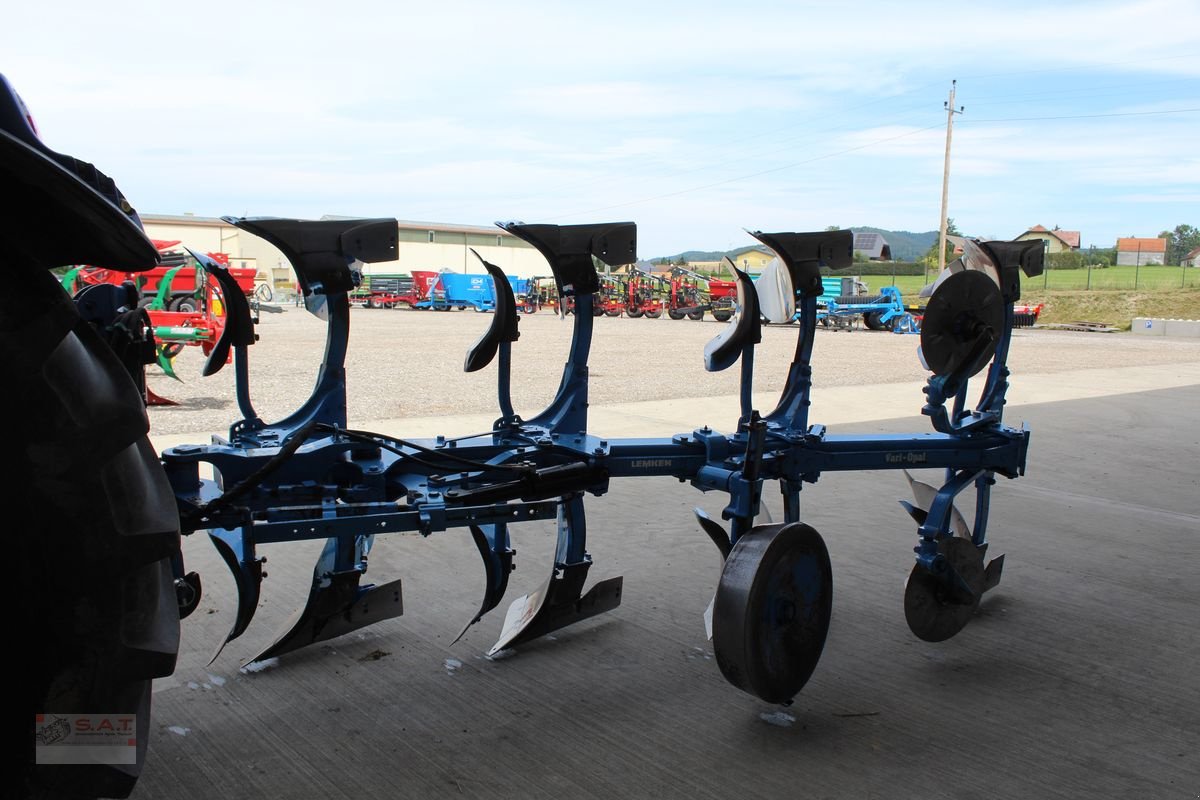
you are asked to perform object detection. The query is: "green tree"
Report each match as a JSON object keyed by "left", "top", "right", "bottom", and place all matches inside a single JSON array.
[
  {"left": 1165, "top": 224, "right": 1199, "bottom": 265},
  {"left": 1046, "top": 251, "right": 1084, "bottom": 270},
  {"left": 1085, "top": 247, "right": 1113, "bottom": 267},
  {"left": 922, "top": 218, "right": 962, "bottom": 268}
]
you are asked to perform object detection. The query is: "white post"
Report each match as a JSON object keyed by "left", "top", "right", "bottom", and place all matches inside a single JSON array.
[{"left": 938, "top": 80, "right": 964, "bottom": 273}]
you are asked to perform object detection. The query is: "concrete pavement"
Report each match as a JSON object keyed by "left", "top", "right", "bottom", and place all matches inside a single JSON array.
[{"left": 135, "top": 367, "right": 1200, "bottom": 800}]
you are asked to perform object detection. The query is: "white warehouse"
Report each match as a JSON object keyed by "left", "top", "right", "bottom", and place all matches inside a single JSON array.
[{"left": 141, "top": 214, "right": 549, "bottom": 293}]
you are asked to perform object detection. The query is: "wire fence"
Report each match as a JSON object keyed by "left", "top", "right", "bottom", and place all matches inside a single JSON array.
[{"left": 879, "top": 265, "right": 1199, "bottom": 295}]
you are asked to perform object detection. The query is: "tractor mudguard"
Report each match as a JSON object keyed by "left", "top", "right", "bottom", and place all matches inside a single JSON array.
[{"left": 0, "top": 74, "right": 159, "bottom": 272}]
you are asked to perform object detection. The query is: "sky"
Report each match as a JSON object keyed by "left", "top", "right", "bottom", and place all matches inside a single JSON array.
[{"left": 6, "top": 0, "right": 1199, "bottom": 257}]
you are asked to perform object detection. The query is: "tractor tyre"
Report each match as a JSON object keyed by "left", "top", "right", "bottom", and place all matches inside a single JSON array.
[
  {"left": 712, "top": 310, "right": 733, "bottom": 322},
  {"left": 644, "top": 308, "right": 663, "bottom": 319},
  {"left": 604, "top": 309, "right": 622, "bottom": 317},
  {"left": 8, "top": 266, "right": 180, "bottom": 799},
  {"left": 668, "top": 309, "right": 686, "bottom": 320},
  {"left": 169, "top": 295, "right": 197, "bottom": 313},
  {"left": 687, "top": 310, "right": 704, "bottom": 321},
  {"left": 627, "top": 308, "right": 643, "bottom": 319}
]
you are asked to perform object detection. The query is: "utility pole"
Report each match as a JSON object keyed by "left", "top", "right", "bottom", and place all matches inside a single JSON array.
[{"left": 938, "top": 80, "right": 964, "bottom": 273}]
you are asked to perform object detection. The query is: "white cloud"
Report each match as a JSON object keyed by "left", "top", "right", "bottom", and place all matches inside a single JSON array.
[{"left": 5, "top": 0, "right": 1197, "bottom": 254}]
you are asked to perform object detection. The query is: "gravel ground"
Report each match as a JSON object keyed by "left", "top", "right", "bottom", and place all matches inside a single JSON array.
[{"left": 147, "top": 305, "right": 1200, "bottom": 436}]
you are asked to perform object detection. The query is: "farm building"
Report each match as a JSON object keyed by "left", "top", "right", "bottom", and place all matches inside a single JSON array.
[
  {"left": 1015, "top": 225, "right": 1081, "bottom": 253},
  {"left": 727, "top": 245, "right": 775, "bottom": 271},
  {"left": 1182, "top": 247, "right": 1200, "bottom": 267},
  {"left": 688, "top": 245, "right": 775, "bottom": 275},
  {"left": 141, "top": 214, "right": 547, "bottom": 292},
  {"left": 852, "top": 232, "right": 892, "bottom": 260},
  {"left": 1115, "top": 237, "right": 1167, "bottom": 266}
]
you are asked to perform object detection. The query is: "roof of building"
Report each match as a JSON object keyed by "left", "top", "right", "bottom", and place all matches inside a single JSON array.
[
  {"left": 724, "top": 245, "right": 771, "bottom": 261},
  {"left": 1186, "top": 246, "right": 1200, "bottom": 260},
  {"left": 141, "top": 213, "right": 525, "bottom": 239},
  {"left": 852, "top": 231, "right": 892, "bottom": 260},
  {"left": 1019, "top": 225, "right": 1080, "bottom": 249},
  {"left": 1116, "top": 237, "right": 1167, "bottom": 253},
  {"left": 142, "top": 213, "right": 227, "bottom": 226},
  {"left": 338, "top": 216, "right": 520, "bottom": 238}
]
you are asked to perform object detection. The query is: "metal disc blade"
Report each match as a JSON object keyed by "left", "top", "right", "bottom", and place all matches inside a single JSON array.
[
  {"left": 903, "top": 537, "right": 985, "bottom": 643},
  {"left": 919, "top": 269, "right": 1004, "bottom": 379},
  {"left": 712, "top": 522, "right": 832, "bottom": 704}
]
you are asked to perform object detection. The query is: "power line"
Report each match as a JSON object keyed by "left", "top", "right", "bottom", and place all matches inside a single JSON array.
[
  {"left": 965, "top": 107, "right": 1200, "bottom": 122},
  {"left": 964, "top": 76, "right": 1200, "bottom": 106},
  {"left": 958, "top": 52, "right": 1195, "bottom": 81}
]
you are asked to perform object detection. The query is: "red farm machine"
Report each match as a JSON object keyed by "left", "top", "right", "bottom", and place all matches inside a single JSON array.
[
  {"left": 350, "top": 273, "right": 423, "bottom": 308},
  {"left": 60, "top": 240, "right": 259, "bottom": 400},
  {"left": 667, "top": 266, "right": 737, "bottom": 321},
  {"left": 63, "top": 238, "right": 257, "bottom": 311},
  {"left": 622, "top": 264, "right": 667, "bottom": 318}
]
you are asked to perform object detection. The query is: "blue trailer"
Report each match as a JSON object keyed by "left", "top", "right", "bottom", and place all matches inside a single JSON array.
[
  {"left": 821, "top": 285, "right": 917, "bottom": 332},
  {"left": 416, "top": 271, "right": 530, "bottom": 311}
]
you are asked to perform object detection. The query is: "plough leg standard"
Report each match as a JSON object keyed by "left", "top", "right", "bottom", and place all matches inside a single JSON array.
[{"left": 163, "top": 216, "right": 1041, "bottom": 704}]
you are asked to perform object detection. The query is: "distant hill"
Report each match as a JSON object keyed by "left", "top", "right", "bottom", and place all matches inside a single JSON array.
[{"left": 656, "top": 228, "right": 939, "bottom": 264}]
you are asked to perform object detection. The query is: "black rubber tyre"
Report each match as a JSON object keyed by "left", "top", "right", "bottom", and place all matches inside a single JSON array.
[
  {"left": 712, "top": 522, "right": 832, "bottom": 704},
  {"left": 591, "top": 303, "right": 605, "bottom": 317},
  {"left": 604, "top": 309, "right": 622, "bottom": 317},
  {"left": 687, "top": 310, "right": 704, "bottom": 321},
  {"left": 712, "top": 310, "right": 732, "bottom": 322},
  {"left": 668, "top": 309, "right": 686, "bottom": 320},
  {"left": 8, "top": 267, "right": 180, "bottom": 799},
  {"left": 644, "top": 308, "right": 663, "bottom": 319},
  {"left": 627, "top": 308, "right": 643, "bottom": 319},
  {"left": 168, "top": 295, "right": 196, "bottom": 313}
]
